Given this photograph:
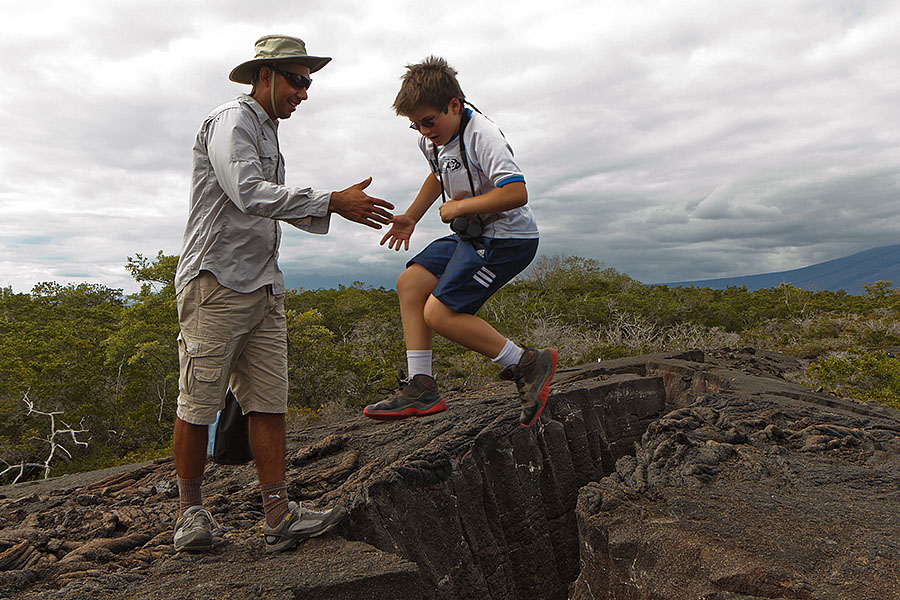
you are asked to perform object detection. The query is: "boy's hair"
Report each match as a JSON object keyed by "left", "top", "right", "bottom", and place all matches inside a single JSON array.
[{"left": 393, "top": 56, "right": 465, "bottom": 116}]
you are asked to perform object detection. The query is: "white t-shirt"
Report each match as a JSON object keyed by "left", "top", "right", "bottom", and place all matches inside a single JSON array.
[{"left": 418, "top": 108, "right": 539, "bottom": 239}]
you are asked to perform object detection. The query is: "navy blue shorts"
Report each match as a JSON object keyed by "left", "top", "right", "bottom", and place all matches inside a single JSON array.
[{"left": 408, "top": 235, "right": 539, "bottom": 314}]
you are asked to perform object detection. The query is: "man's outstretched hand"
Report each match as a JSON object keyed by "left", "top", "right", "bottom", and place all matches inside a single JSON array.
[{"left": 329, "top": 177, "right": 394, "bottom": 229}]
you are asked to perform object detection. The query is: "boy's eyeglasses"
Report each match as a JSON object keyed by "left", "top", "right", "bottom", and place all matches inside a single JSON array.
[
  {"left": 271, "top": 66, "right": 312, "bottom": 90},
  {"left": 409, "top": 116, "right": 437, "bottom": 131},
  {"left": 409, "top": 107, "right": 448, "bottom": 131}
]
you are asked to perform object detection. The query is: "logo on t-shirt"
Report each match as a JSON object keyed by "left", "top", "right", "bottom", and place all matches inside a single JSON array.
[{"left": 442, "top": 157, "right": 463, "bottom": 173}]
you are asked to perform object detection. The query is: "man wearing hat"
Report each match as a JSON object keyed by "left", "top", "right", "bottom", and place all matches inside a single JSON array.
[{"left": 172, "top": 35, "right": 393, "bottom": 553}]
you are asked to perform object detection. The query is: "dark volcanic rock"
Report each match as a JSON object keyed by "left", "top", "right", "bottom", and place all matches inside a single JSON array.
[
  {"left": 571, "top": 349, "right": 900, "bottom": 600},
  {"left": 1, "top": 348, "right": 899, "bottom": 599}
]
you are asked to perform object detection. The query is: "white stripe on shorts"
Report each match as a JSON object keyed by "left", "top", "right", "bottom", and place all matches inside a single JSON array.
[{"left": 473, "top": 267, "right": 495, "bottom": 288}]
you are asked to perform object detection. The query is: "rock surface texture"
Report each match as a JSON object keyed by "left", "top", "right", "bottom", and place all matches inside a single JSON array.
[{"left": 1, "top": 348, "right": 898, "bottom": 599}]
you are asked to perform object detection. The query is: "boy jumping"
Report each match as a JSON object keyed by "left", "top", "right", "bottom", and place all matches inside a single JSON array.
[{"left": 363, "top": 56, "right": 557, "bottom": 427}]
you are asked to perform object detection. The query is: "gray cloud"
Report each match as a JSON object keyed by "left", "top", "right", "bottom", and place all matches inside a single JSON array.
[{"left": 1, "top": 0, "right": 899, "bottom": 294}]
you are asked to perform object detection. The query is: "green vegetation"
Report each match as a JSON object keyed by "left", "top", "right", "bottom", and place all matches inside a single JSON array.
[
  {"left": 2, "top": 252, "right": 899, "bottom": 483},
  {"left": 806, "top": 352, "right": 900, "bottom": 411}
]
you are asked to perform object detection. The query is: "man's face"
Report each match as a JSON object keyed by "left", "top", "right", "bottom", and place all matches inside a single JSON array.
[
  {"left": 268, "top": 62, "right": 312, "bottom": 120},
  {"left": 407, "top": 98, "right": 462, "bottom": 146}
]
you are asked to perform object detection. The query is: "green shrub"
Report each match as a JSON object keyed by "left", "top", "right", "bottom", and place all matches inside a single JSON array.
[
  {"left": 806, "top": 351, "right": 900, "bottom": 410},
  {"left": 7, "top": 253, "right": 900, "bottom": 482}
]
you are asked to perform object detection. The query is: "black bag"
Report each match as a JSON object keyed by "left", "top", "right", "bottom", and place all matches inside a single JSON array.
[{"left": 212, "top": 389, "right": 254, "bottom": 465}]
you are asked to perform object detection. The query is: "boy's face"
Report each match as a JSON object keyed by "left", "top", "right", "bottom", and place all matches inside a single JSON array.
[{"left": 407, "top": 98, "right": 462, "bottom": 146}]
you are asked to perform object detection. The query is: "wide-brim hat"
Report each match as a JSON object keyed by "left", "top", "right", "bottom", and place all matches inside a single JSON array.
[{"left": 229, "top": 35, "right": 331, "bottom": 84}]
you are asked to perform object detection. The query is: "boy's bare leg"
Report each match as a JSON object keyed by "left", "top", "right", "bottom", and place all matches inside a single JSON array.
[
  {"left": 363, "top": 267, "right": 447, "bottom": 421},
  {"left": 423, "top": 296, "right": 506, "bottom": 358},
  {"left": 397, "top": 264, "right": 438, "bottom": 351}
]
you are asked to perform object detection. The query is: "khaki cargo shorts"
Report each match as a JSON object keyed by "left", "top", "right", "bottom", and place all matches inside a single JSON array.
[{"left": 175, "top": 270, "right": 288, "bottom": 425}]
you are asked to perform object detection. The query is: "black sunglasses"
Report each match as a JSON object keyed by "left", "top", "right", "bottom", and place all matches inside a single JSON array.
[{"left": 271, "top": 66, "right": 312, "bottom": 90}]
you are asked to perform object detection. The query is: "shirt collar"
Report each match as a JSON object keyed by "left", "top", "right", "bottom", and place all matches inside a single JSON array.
[
  {"left": 447, "top": 107, "right": 473, "bottom": 144},
  {"left": 237, "top": 93, "right": 278, "bottom": 129}
]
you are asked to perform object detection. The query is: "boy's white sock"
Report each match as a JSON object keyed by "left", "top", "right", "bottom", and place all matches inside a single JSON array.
[
  {"left": 492, "top": 339, "right": 524, "bottom": 368},
  {"left": 407, "top": 350, "right": 433, "bottom": 378}
]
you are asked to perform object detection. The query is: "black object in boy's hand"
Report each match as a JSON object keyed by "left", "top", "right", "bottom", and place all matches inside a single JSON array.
[{"left": 451, "top": 216, "right": 483, "bottom": 241}]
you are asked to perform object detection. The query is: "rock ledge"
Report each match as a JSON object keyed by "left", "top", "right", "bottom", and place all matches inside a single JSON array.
[{"left": 1, "top": 348, "right": 898, "bottom": 600}]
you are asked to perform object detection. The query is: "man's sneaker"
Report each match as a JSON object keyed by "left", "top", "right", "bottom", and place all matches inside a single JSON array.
[
  {"left": 363, "top": 373, "right": 447, "bottom": 421},
  {"left": 259, "top": 501, "right": 346, "bottom": 553},
  {"left": 173, "top": 505, "right": 219, "bottom": 553},
  {"left": 499, "top": 347, "right": 559, "bottom": 427}
]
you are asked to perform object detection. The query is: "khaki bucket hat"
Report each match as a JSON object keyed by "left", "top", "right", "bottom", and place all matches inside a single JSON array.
[{"left": 229, "top": 35, "right": 331, "bottom": 84}]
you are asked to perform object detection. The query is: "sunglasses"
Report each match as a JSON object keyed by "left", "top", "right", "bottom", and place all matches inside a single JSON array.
[
  {"left": 409, "top": 117, "right": 436, "bottom": 131},
  {"left": 409, "top": 107, "right": 449, "bottom": 131},
  {"left": 271, "top": 66, "right": 312, "bottom": 90}
]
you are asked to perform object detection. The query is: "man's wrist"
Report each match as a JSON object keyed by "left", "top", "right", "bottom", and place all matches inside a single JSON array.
[{"left": 328, "top": 189, "right": 342, "bottom": 212}]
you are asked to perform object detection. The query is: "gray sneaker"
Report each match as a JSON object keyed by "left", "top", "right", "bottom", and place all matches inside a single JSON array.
[
  {"left": 499, "top": 347, "right": 558, "bottom": 427},
  {"left": 259, "top": 501, "right": 346, "bottom": 553},
  {"left": 363, "top": 373, "right": 447, "bottom": 421},
  {"left": 173, "top": 505, "right": 219, "bottom": 553}
]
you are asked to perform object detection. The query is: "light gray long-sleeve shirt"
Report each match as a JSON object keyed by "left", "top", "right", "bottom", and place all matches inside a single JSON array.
[{"left": 174, "top": 93, "right": 331, "bottom": 295}]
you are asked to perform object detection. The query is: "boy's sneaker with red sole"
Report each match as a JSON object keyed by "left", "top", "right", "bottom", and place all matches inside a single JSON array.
[
  {"left": 363, "top": 373, "right": 447, "bottom": 421},
  {"left": 499, "top": 347, "right": 558, "bottom": 427}
]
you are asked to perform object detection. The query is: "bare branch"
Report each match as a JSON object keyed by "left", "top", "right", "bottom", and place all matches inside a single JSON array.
[{"left": 2, "top": 392, "right": 91, "bottom": 483}]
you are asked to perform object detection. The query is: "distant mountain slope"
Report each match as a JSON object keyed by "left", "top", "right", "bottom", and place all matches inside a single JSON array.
[{"left": 666, "top": 244, "right": 900, "bottom": 294}]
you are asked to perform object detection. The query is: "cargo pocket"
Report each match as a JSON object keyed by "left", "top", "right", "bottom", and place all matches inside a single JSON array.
[{"left": 178, "top": 332, "right": 228, "bottom": 396}]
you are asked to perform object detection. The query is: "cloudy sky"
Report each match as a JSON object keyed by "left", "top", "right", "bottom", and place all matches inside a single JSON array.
[{"left": 1, "top": 0, "right": 898, "bottom": 295}]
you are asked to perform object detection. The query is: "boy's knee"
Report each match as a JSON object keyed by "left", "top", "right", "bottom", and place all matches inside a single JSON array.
[
  {"left": 423, "top": 296, "right": 452, "bottom": 330},
  {"left": 397, "top": 266, "right": 434, "bottom": 298},
  {"left": 422, "top": 303, "right": 438, "bottom": 329},
  {"left": 396, "top": 269, "right": 413, "bottom": 293}
]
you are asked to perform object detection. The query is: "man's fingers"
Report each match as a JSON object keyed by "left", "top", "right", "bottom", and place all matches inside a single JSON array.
[
  {"left": 371, "top": 197, "right": 394, "bottom": 210},
  {"left": 363, "top": 212, "right": 392, "bottom": 225},
  {"left": 355, "top": 176, "right": 373, "bottom": 190}
]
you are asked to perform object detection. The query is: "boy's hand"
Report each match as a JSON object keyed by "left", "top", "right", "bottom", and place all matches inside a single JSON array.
[
  {"left": 380, "top": 214, "right": 416, "bottom": 251},
  {"left": 438, "top": 200, "right": 463, "bottom": 223},
  {"left": 330, "top": 177, "right": 395, "bottom": 229}
]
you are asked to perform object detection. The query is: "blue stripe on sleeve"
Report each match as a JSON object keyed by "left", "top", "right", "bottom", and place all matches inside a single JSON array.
[{"left": 497, "top": 175, "right": 526, "bottom": 187}]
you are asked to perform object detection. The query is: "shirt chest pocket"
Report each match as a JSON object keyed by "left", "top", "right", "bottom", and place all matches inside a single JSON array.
[{"left": 259, "top": 137, "right": 280, "bottom": 182}]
